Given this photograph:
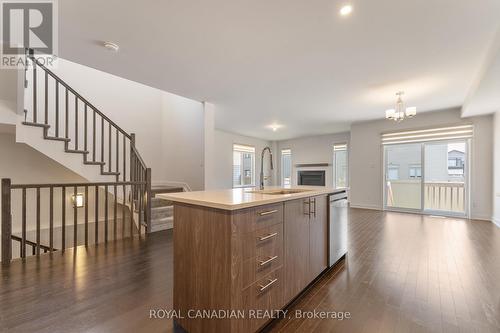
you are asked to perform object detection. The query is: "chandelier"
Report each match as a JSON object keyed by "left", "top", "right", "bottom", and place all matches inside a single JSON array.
[{"left": 385, "top": 91, "right": 416, "bottom": 122}]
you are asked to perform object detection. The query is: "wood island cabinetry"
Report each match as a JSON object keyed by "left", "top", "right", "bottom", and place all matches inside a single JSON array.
[{"left": 164, "top": 188, "right": 335, "bottom": 333}]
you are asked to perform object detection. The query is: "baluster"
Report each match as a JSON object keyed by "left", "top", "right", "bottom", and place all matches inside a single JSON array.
[
  {"left": 101, "top": 117, "right": 104, "bottom": 163},
  {"left": 75, "top": 97, "right": 79, "bottom": 150},
  {"left": 450, "top": 186, "right": 454, "bottom": 211},
  {"left": 85, "top": 185, "right": 89, "bottom": 246},
  {"left": 130, "top": 184, "right": 134, "bottom": 237},
  {"left": 36, "top": 188, "right": 40, "bottom": 255},
  {"left": 122, "top": 185, "right": 126, "bottom": 239},
  {"left": 108, "top": 123, "right": 112, "bottom": 172},
  {"left": 123, "top": 136, "right": 126, "bottom": 181},
  {"left": 138, "top": 182, "right": 143, "bottom": 234},
  {"left": 73, "top": 186, "right": 78, "bottom": 247},
  {"left": 62, "top": 187, "right": 66, "bottom": 250},
  {"left": 114, "top": 185, "right": 117, "bottom": 240},
  {"left": 84, "top": 105, "right": 88, "bottom": 154},
  {"left": 93, "top": 110, "right": 96, "bottom": 162},
  {"left": 33, "top": 60, "right": 37, "bottom": 123},
  {"left": 116, "top": 130, "right": 119, "bottom": 176},
  {"left": 95, "top": 186, "right": 99, "bottom": 244},
  {"left": 49, "top": 186, "right": 54, "bottom": 252},
  {"left": 65, "top": 89, "right": 69, "bottom": 140},
  {"left": 55, "top": 82, "right": 59, "bottom": 137},
  {"left": 1, "top": 179, "right": 12, "bottom": 263},
  {"left": 44, "top": 72, "right": 48, "bottom": 125},
  {"left": 21, "top": 188, "right": 26, "bottom": 258},
  {"left": 104, "top": 185, "right": 108, "bottom": 242}
]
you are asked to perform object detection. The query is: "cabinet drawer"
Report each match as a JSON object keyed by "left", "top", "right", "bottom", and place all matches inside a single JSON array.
[
  {"left": 239, "top": 268, "right": 283, "bottom": 332},
  {"left": 242, "top": 249, "right": 283, "bottom": 289},
  {"left": 233, "top": 203, "right": 283, "bottom": 234},
  {"left": 242, "top": 224, "right": 283, "bottom": 260}
]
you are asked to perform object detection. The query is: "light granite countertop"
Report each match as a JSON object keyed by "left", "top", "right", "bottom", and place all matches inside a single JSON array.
[{"left": 158, "top": 186, "right": 347, "bottom": 211}]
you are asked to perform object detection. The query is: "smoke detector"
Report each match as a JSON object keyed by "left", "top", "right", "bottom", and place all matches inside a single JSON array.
[{"left": 103, "top": 41, "right": 119, "bottom": 52}]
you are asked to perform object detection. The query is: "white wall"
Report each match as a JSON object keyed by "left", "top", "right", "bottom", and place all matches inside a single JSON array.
[
  {"left": 212, "top": 130, "right": 274, "bottom": 189},
  {"left": 203, "top": 102, "right": 216, "bottom": 190},
  {"left": 494, "top": 112, "right": 500, "bottom": 226},
  {"left": 350, "top": 108, "right": 493, "bottom": 220},
  {"left": 276, "top": 133, "right": 350, "bottom": 187},
  {"left": 40, "top": 58, "right": 205, "bottom": 189}
]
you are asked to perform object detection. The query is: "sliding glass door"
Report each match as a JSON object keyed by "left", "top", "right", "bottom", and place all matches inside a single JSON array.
[
  {"left": 423, "top": 141, "right": 467, "bottom": 215},
  {"left": 385, "top": 143, "right": 422, "bottom": 211},
  {"left": 384, "top": 140, "right": 468, "bottom": 217}
]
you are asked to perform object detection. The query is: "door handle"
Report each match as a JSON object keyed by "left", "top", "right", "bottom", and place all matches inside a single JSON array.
[
  {"left": 311, "top": 198, "right": 316, "bottom": 218},
  {"left": 304, "top": 199, "right": 311, "bottom": 216},
  {"left": 258, "top": 255, "right": 278, "bottom": 266},
  {"left": 258, "top": 278, "right": 278, "bottom": 292},
  {"left": 259, "top": 209, "right": 278, "bottom": 216},
  {"left": 258, "top": 232, "right": 278, "bottom": 242}
]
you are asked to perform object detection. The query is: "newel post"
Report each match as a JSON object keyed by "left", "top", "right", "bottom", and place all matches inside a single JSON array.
[
  {"left": 145, "top": 168, "right": 152, "bottom": 234},
  {"left": 2, "top": 178, "right": 12, "bottom": 264}
]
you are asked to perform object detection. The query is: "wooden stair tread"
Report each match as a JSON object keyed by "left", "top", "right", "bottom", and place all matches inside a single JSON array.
[
  {"left": 101, "top": 171, "right": 120, "bottom": 176},
  {"left": 84, "top": 161, "right": 106, "bottom": 166},
  {"left": 45, "top": 136, "right": 71, "bottom": 142},
  {"left": 65, "top": 149, "right": 89, "bottom": 154},
  {"left": 151, "top": 186, "right": 184, "bottom": 195},
  {"left": 22, "top": 122, "right": 50, "bottom": 128}
]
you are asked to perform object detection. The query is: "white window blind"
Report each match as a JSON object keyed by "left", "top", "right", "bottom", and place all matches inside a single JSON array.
[{"left": 381, "top": 125, "right": 473, "bottom": 145}]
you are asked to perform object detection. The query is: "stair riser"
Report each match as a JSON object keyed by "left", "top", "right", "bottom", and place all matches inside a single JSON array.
[
  {"left": 151, "top": 208, "right": 173, "bottom": 220},
  {"left": 151, "top": 199, "right": 172, "bottom": 208}
]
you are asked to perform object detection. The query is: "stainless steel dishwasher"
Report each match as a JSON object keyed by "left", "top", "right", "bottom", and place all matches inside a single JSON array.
[{"left": 329, "top": 190, "right": 348, "bottom": 267}]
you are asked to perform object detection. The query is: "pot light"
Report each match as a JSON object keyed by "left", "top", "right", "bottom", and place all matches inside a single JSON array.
[
  {"left": 103, "top": 41, "right": 119, "bottom": 52},
  {"left": 267, "top": 124, "right": 283, "bottom": 132},
  {"left": 340, "top": 4, "right": 353, "bottom": 16}
]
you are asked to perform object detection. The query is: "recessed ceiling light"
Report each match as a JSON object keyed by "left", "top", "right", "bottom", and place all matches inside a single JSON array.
[
  {"left": 340, "top": 4, "right": 353, "bottom": 16},
  {"left": 268, "top": 124, "right": 283, "bottom": 132},
  {"left": 103, "top": 41, "right": 119, "bottom": 52}
]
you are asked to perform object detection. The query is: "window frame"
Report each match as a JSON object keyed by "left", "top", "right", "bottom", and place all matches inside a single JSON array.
[
  {"left": 232, "top": 144, "right": 256, "bottom": 188},
  {"left": 281, "top": 149, "right": 292, "bottom": 186},
  {"left": 333, "top": 143, "right": 349, "bottom": 189}
]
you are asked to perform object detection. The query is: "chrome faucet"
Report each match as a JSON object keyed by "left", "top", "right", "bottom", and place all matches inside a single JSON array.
[{"left": 260, "top": 147, "right": 274, "bottom": 190}]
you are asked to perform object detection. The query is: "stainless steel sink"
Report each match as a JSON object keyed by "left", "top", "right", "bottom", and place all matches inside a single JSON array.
[{"left": 248, "top": 189, "right": 312, "bottom": 195}]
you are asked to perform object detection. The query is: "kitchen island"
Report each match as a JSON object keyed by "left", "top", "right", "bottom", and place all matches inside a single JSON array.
[{"left": 160, "top": 186, "right": 345, "bottom": 333}]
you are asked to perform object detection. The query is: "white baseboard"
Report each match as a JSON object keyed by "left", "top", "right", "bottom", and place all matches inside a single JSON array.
[
  {"left": 470, "top": 214, "right": 493, "bottom": 222},
  {"left": 349, "top": 204, "right": 382, "bottom": 211},
  {"left": 493, "top": 217, "right": 500, "bottom": 228}
]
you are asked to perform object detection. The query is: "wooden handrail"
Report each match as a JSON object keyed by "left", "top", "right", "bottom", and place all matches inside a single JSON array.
[
  {"left": 27, "top": 52, "right": 131, "bottom": 139},
  {"left": 11, "top": 181, "right": 145, "bottom": 189}
]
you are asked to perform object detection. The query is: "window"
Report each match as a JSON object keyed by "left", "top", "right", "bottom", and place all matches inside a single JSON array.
[
  {"left": 281, "top": 149, "right": 292, "bottom": 186},
  {"left": 409, "top": 165, "right": 422, "bottom": 178},
  {"left": 387, "top": 165, "right": 400, "bottom": 180},
  {"left": 447, "top": 148, "right": 465, "bottom": 176},
  {"left": 333, "top": 144, "right": 348, "bottom": 189},
  {"left": 233, "top": 144, "right": 255, "bottom": 187}
]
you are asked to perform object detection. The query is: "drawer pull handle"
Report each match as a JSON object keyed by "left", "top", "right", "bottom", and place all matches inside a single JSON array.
[
  {"left": 258, "top": 255, "right": 278, "bottom": 266},
  {"left": 258, "top": 232, "right": 278, "bottom": 242},
  {"left": 259, "top": 209, "right": 278, "bottom": 216},
  {"left": 258, "top": 278, "right": 278, "bottom": 292}
]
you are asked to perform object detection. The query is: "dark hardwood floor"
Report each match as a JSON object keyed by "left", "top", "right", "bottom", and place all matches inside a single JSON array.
[{"left": 1, "top": 209, "right": 499, "bottom": 333}]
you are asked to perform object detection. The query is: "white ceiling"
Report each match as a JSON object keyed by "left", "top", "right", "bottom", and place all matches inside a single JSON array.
[
  {"left": 462, "top": 29, "right": 500, "bottom": 117},
  {"left": 58, "top": 0, "right": 500, "bottom": 140}
]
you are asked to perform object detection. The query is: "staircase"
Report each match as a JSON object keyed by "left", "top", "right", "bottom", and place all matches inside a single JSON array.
[{"left": 1, "top": 49, "right": 155, "bottom": 264}]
